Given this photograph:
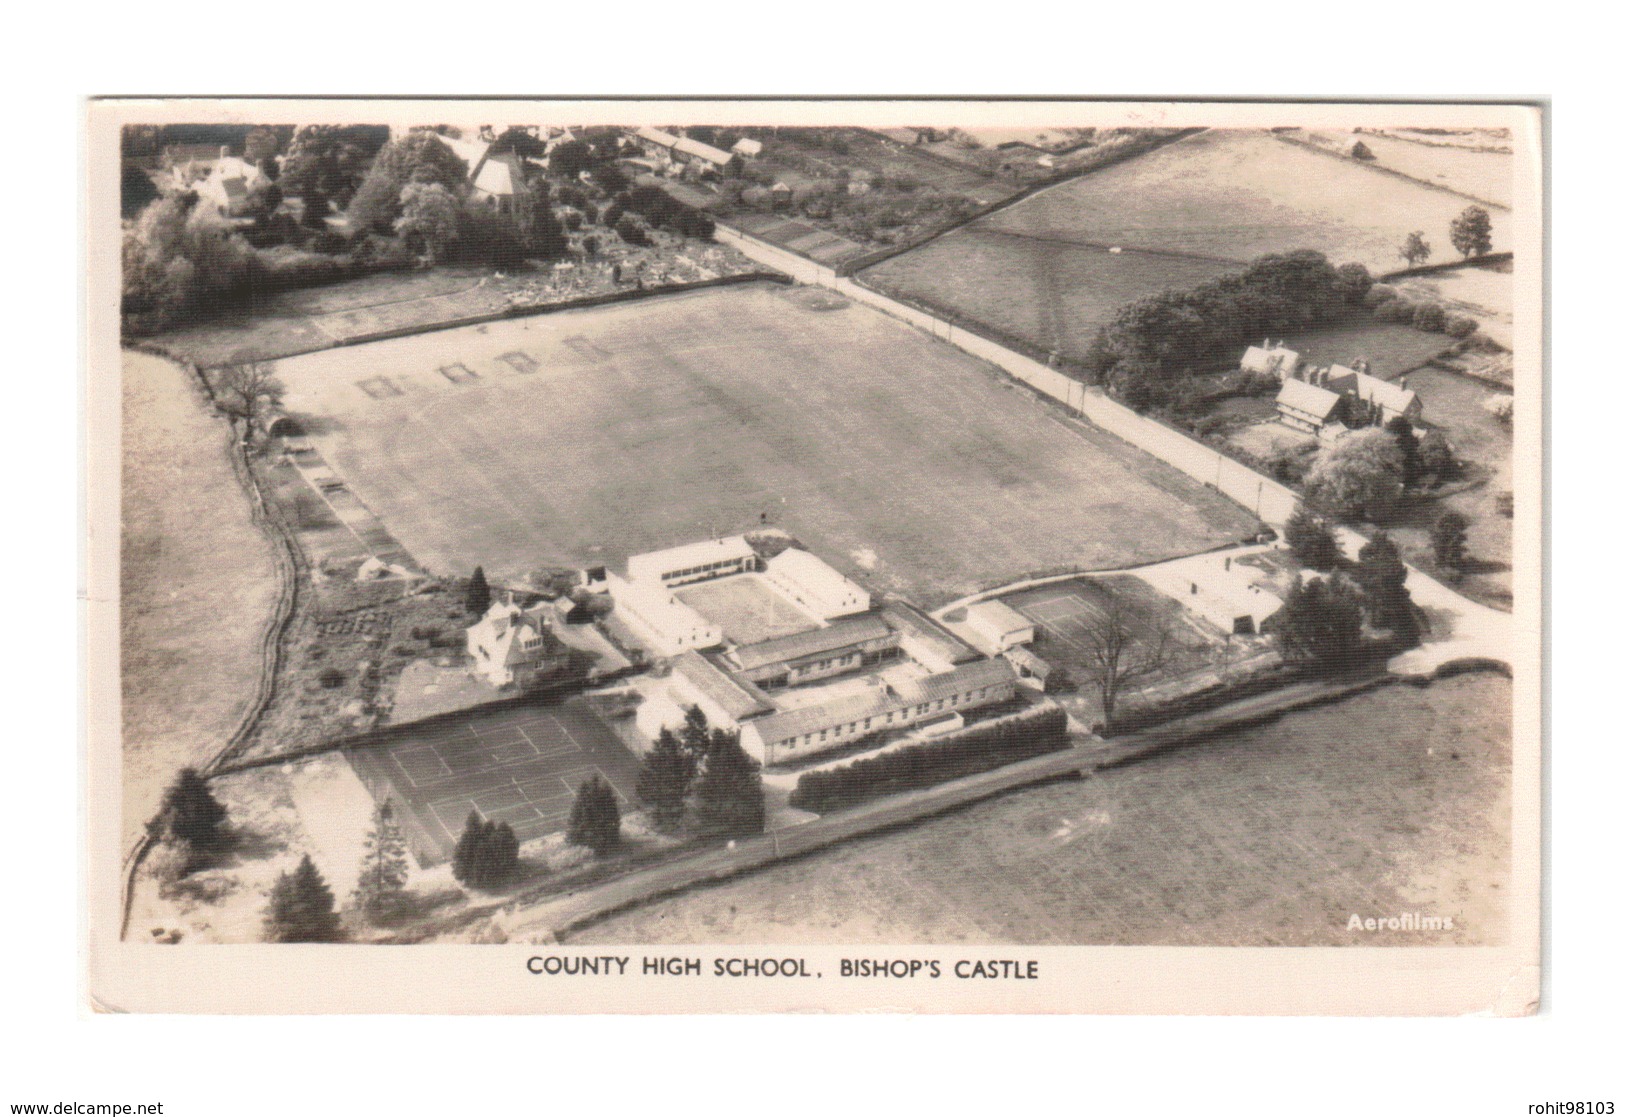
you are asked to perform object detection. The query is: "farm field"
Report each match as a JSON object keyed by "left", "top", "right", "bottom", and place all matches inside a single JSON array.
[
  {"left": 571, "top": 672, "right": 1513, "bottom": 946},
  {"left": 121, "top": 351, "right": 282, "bottom": 849},
  {"left": 1288, "top": 129, "right": 1515, "bottom": 208},
  {"left": 864, "top": 129, "right": 1506, "bottom": 364},
  {"left": 1398, "top": 262, "right": 1516, "bottom": 350},
  {"left": 270, "top": 283, "right": 1256, "bottom": 606}
]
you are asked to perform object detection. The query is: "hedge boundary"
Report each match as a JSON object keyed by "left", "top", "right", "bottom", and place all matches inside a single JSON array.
[{"left": 788, "top": 705, "right": 1070, "bottom": 814}]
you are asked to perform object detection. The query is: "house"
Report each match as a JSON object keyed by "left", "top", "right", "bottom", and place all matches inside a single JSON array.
[
  {"left": 1323, "top": 365, "right": 1423, "bottom": 425},
  {"left": 962, "top": 599, "right": 1036, "bottom": 656},
  {"left": 468, "top": 150, "right": 531, "bottom": 214},
  {"left": 670, "top": 136, "right": 736, "bottom": 171},
  {"left": 762, "top": 548, "right": 870, "bottom": 621},
  {"left": 1240, "top": 338, "right": 1303, "bottom": 381},
  {"left": 731, "top": 137, "right": 763, "bottom": 159},
  {"left": 465, "top": 597, "right": 568, "bottom": 688},
  {"left": 190, "top": 154, "right": 270, "bottom": 218},
  {"left": 1274, "top": 377, "right": 1346, "bottom": 435},
  {"left": 627, "top": 536, "right": 760, "bottom": 589}
]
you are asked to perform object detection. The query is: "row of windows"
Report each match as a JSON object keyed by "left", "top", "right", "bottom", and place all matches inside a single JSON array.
[
  {"left": 660, "top": 558, "right": 751, "bottom": 582},
  {"left": 778, "top": 684, "right": 1006, "bottom": 751}
]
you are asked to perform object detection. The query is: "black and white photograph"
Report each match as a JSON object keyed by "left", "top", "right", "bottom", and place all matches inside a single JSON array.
[{"left": 84, "top": 97, "right": 1543, "bottom": 1015}]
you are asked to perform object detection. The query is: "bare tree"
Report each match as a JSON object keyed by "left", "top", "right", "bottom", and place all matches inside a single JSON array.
[
  {"left": 209, "top": 360, "right": 285, "bottom": 439},
  {"left": 1076, "top": 597, "right": 1172, "bottom": 727}
]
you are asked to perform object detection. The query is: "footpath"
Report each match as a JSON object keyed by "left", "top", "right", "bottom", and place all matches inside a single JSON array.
[{"left": 493, "top": 671, "right": 1388, "bottom": 943}]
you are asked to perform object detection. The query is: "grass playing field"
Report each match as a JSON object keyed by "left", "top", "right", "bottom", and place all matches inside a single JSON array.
[
  {"left": 568, "top": 672, "right": 1513, "bottom": 946},
  {"left": 271, "top": 283, "right": 1255, "bottom": 606},
  {"left": 674, "top": 575, "right": 819, "bottom": 646},
  {"left": 863, "top": 129, "right": 1508, "bottom": 365},
  {"left": 345, "top": 698, "right": 641, "bottom": 865}
]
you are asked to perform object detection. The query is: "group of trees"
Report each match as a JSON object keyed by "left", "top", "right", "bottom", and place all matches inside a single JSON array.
[
  {"left": 1297, "top": 416, "right": 1460, "bottom": 529},
  {"left": 1087, "top": 251, "right": 1375, "bottom": 405},
  {"left": 1398, "top": 206, "right": 1496, "bottom": 270},
  {"left": 122, "top": 192, "right": 269, "bottom": 331},
  {"left": 635, "top": 706, "right": 765, "bottom": 839},
  {"left": 452, "top": 812, "right": 520, "bottom": 891},
  {"left": 147, "top": 767, "right": 233, "bottom": 879},
  {"left": 263, "top": 795, "right": 413, "bottom": 940}
]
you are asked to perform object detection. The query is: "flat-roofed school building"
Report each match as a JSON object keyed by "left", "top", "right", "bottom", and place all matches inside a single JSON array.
[{"left": 627, "top": 536, "right": 761, "bottom": 589}]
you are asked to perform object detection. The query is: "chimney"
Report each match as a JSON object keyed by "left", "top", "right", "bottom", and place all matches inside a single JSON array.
[
  {"left": 1400, "top": 376, "right": 1408, "bottom": 391},
  {"left": 219, "top": 145, "right": 230, "bottom": 161}
]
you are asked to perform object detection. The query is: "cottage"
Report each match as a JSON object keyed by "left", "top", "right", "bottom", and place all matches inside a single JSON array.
[{"left": 1240, "top": 339, "right": 1302, "bottom": 381}]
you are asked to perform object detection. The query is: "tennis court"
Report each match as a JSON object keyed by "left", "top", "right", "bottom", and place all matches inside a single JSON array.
[
  {"left": 1003, "top": 576, "right": 1218, "bottom": 685},
  {"left": 344, "top": 698, "right": 642, "bottom": 866}
]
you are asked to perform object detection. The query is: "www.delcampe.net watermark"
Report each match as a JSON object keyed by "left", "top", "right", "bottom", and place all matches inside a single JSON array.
[{"left": 1347, "top": 913, "right": 1456, "bottom": 932}]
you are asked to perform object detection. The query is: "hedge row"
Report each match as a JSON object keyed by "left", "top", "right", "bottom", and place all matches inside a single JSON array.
[{"left": 787, "top": 705, "right": 1069, "bottom": 814}]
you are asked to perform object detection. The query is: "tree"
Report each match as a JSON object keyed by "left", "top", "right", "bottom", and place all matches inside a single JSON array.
[
  {"left": 1417, "top": 429, "right": 1458, "bottom": 483},
  {"left": 394, "top": 181, "right": 460, "bottom": 263},
  {"left": 451, "top": 813, "right": 518, "bottom": 891},
  {"left": 1431, "top": 511, "right": 1470, "bottom": 575},
  {"left": 1075, "top": 595, "right": 1172, "bottom": 727},
  {"left": 1449, "top": 205, "right": 1494, "bottom": 259},
  {"left": 347, "top": 131, "right": 469, "bottom": 234},
  {"left": 1385, "top": 415, "right": 1422, "bottom": 488},
  {"left": 1284, "top": 504, "right": 1342, "bottom": 571},
  {"left": 679, "top": 705, "right": 712, "bottom": 769},
  {"left": 280, "top": 124, "right": 388, "bottom": 207},
  {"left": 548, "top": 139, "right": 596, "bottom": 181},
  {"left": 1304, "top": 427, "right": 1406, "bottom": 523},
  {"left": 465, "top": 566, "right": 491, "bottom": 616},
  {"left": 146, "top": 767, "right": 230, "bottom": 869},
  {"left": 567, "top": 775, "right": 622, "bottom": 855},
  {"left": 243, "top": 127, "right": 284, "bottom": 175},
  {"left": 121, "top": 194, "right": 267, "bottom": 333},
  {"left": 636, "top": 727, "right": 694, "bottom": 833},
  {"left": 352, "top": 800, "right": 411, "bottom": 923},
  {"left": 1399, "top": 230, "right": 1432, "bottom": 269},
  {"left": 1269, "top": 574, "right": 1365, "bottom": 671},
  {"left": 1355, "top": 531, "right": 1420, "bottom": 648},
  {"left": 208, "top": 360, "right": 285, "bottom": 437},
  {"left": 692, "top": 729, "right": 765, "bottom": 838},
  {"left": 263, "top": 854, "right": 343, "bottom": 943}
]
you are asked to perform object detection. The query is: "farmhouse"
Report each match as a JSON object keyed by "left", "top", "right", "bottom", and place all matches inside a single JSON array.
[
  {"left": 762, "top": 547, "right": 870, "bottom": 621},
  {"left": 1324, "top": 365, "right": 1423, "bottom": 425},
  {"left": 465, "top": 597, "right": 569, "bottom": 688}
]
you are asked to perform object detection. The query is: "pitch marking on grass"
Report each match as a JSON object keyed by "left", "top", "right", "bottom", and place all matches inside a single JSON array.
[{"left": 357, "top": 376, "right": 403, "bottom": 400}]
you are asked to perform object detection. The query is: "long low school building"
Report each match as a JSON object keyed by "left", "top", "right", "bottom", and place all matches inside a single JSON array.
[
  {"left": 723, "top": 612, "right": 899, "bottom": 689},
  {"left": 606, "top": 572, "right": 723, "bottom": 657},
  {"left": 738, "top": 657, "right": 1019, "bottom": 766}
]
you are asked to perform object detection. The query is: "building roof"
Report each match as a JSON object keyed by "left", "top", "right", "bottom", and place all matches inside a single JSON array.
[
  {"left": 881, "top": 603, "right": 982, "bottom": 666},
  {"left": 746, "top": 658, "right": 1017, "bottom": 745},
  {"left": 672, "top": 651, "right": 774, "bottom": 721},
  {"left": 1241, "top": 344, "right": 1301, "bottom": 377},
  {"left": 1351, "top": 372, "right": 1419, "bottom": 416},
  {"left": 1005, "top": 646, "right": 1052, "bottom": 677},
  {"left": 965, "top": 599, "right": 1032, "bottom": 637},
  {"left": 727, "top": 613, "right": 894, "bottom": 673},
  {"left": 629, "top": 536, "right": 757, "bottom": 578},
  {"left": 731, "top": 137, "right": 763, "bottom": 157},
  {"left": 634, "top": 126, "right": 680, "bottom": 148},
  {"left": 671, "top": 136, "right": 734, "bottom": 165},
  {"left": 1276, "top": 378, "right": 1344, "bottom": 421},
  {"left": 766, "top": 548, "right": 868, "bottom": 609}
]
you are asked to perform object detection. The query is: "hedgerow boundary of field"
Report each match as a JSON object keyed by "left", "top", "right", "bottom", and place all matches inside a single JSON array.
[
  {"left": 832, "top": 127, "right": 1207, "bottom": 277},
  {"left": 130, "top": 270, "right": 792, "bottom": 370},
  {"left": 119, "top": 353, "right": 306, "bottom": 941}
]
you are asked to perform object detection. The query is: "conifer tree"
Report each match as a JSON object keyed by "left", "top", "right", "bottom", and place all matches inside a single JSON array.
[
  {"left": 1355, "top": 531, "right": 1421, "bottom": 648},
  {"left": 147, "top": 767, "right": 230, "bottom": 867},
  {"left": 636, "top": 727, "right": 693, "bottom": 833},
  {"left": 1284, "top": 505, "right": 1341, "bottom": 571},
  {"left": 679, "top": 705, "right": 711, "bottom": 767},
  {"left": 452, "top": 810, "right": 485, "bottom": 885},
  {"left": 692, "top": 729, "right": 765, "bottom": 839},
  {"left": 466, "top": 566, "right": 492, "bottom": 616},
  {"left": 352, "top": 800, "right": 411, "bottom": 922},
  {"left": 452, "top": 813, "right": 518, "bottom": 890},
  {"left": 264, "top": 854, "right": 343, "bottom": 943},
  {"left": 567, "top": 775, "right": 622, "bottom": 855}
]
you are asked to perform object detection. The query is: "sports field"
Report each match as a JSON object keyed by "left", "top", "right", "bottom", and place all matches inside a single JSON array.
[
  {"left": 271, "top": 283, "right": 1254, "bottom": 605},
  {"left": 863, "top": 129, "right": 1508, "bottom": 363},
  {"left": 345, "top": 698, "right": 641, "bottom": 865}
]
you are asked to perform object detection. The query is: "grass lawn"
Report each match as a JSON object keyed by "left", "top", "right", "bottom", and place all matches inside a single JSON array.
[
  {"left": 864, "top": 129, "right": 1505, "bottom": 366},
  {"left": 568, "top": 672, "right": 1513, "bottom": 946},
  {"left": 1281, "top": 317, "right": 1456, "bottom": 380},
  {"left": 674, "top": 574, "right": 819, "bottom": 646},
  {"left": 270, "top": 282, "right": 1256, "bottom": 607},
  {"left": 121, "top": 351, "right": 282, "bottom": 847},
  {"left": 1398, "top": 263, "right": 1516, "bottom": 350}
]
